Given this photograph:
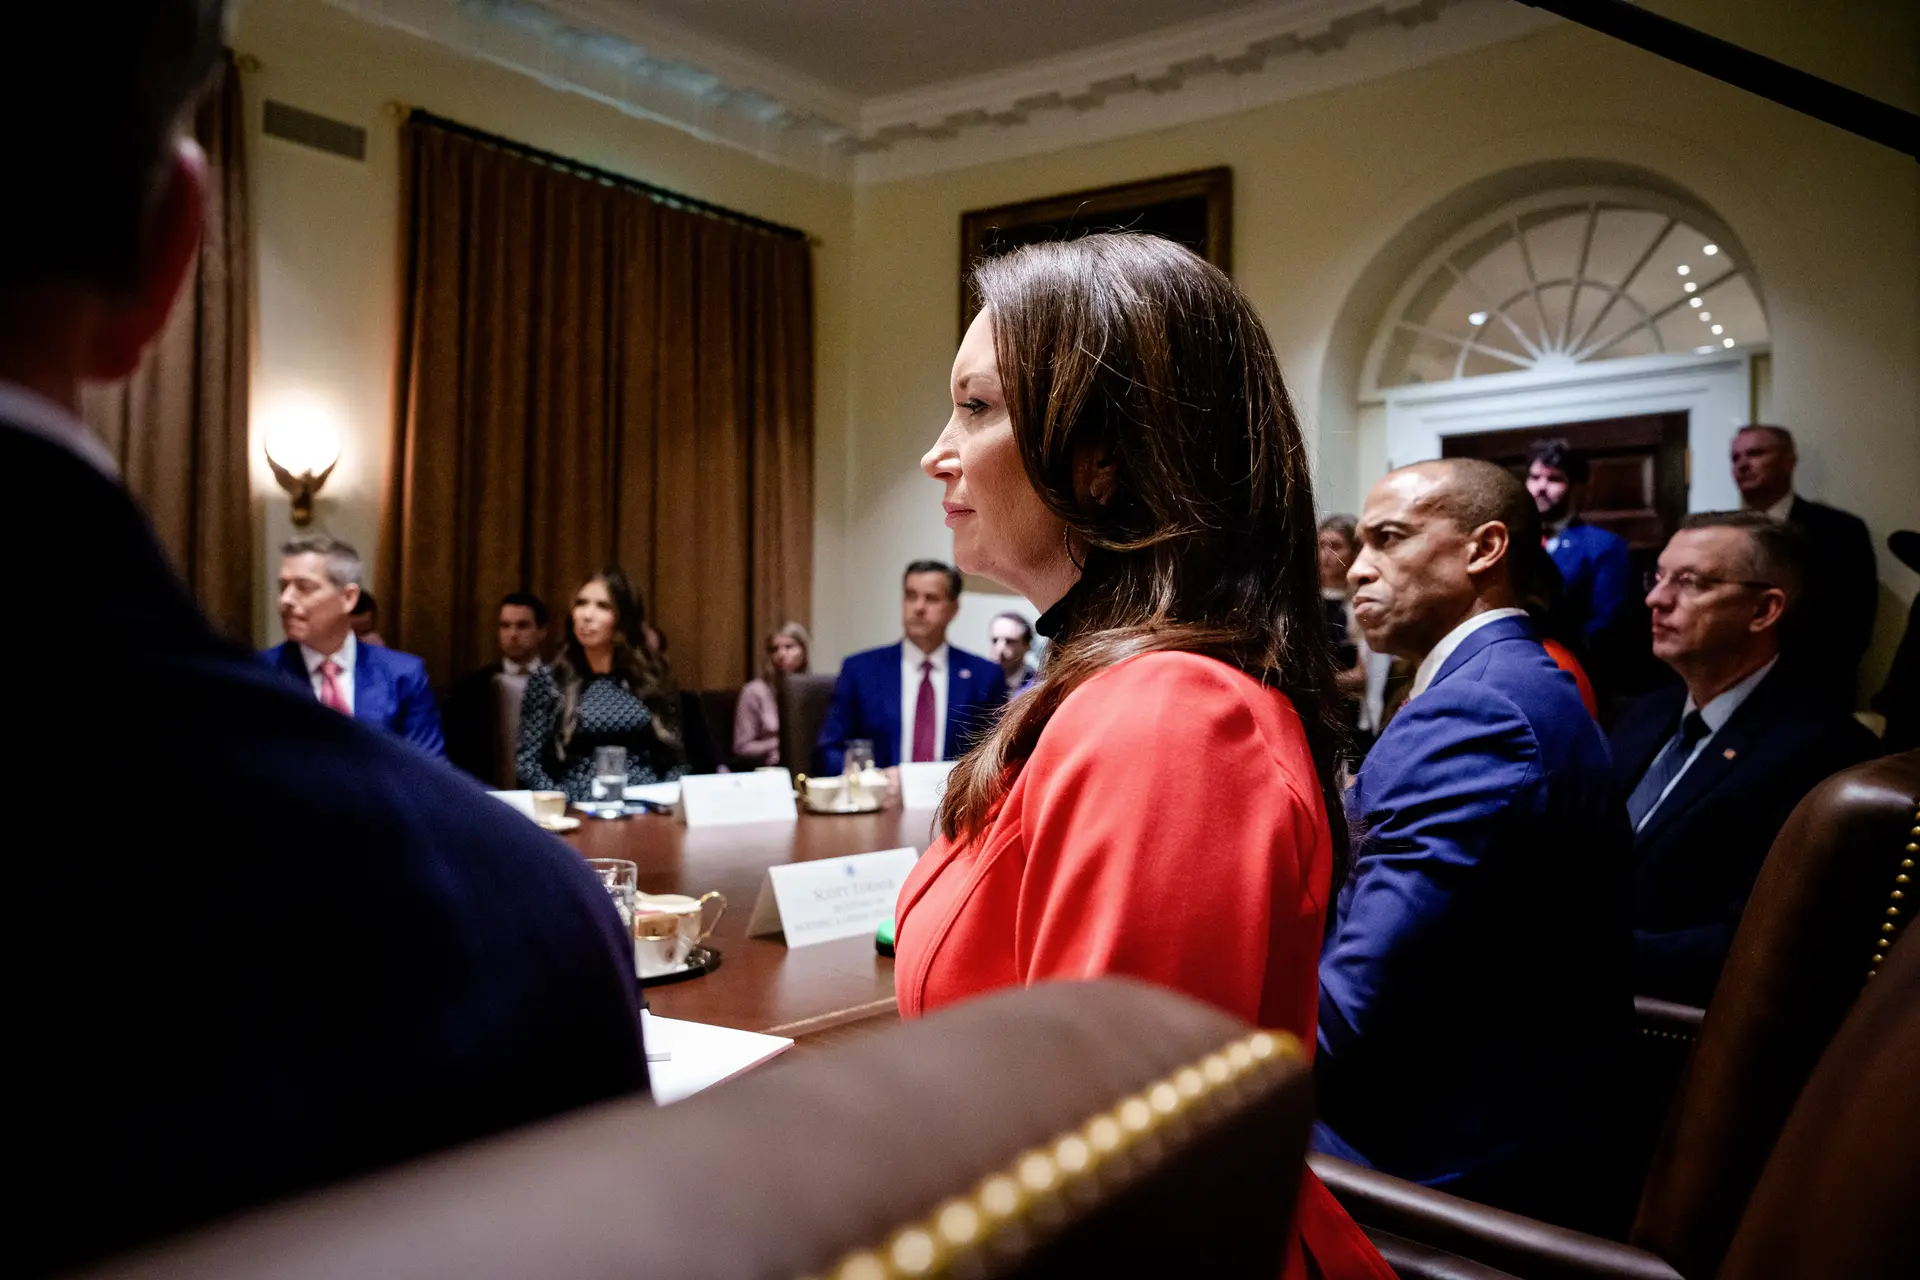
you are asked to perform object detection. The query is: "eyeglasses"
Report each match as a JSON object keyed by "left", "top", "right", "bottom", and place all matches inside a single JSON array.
[{"left": 1644, "top": 568, "right": 1778, "bottom": 596}]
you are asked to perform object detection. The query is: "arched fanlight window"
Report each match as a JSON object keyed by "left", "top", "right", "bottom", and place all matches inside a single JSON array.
[{"left": 1368, "top": 188, "right": 1768, "bottom": 391}]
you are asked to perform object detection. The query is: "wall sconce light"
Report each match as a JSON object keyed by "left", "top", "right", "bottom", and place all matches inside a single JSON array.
[{"left": 263, "top": 401, "right": 342, "bottom": 527}]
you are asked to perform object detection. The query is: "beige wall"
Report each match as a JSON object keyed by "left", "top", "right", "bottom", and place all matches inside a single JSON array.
[
  {"left": 836, "top": 13, "right": 1918, "bottom": 697},
  {"left": 235, "top": 0, "right": 1915, "bottom": 699},
  {"left": 231, "top": 0, "right": 853, "bottom": 651}
]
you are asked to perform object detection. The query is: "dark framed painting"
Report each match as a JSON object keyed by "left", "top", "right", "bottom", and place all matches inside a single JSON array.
[{"left": 957, "top": 166, "right": 1233, "bottom": 337}]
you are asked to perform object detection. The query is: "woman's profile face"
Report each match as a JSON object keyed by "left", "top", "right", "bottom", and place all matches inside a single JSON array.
[
  {"left": 921, "top": 309, "right": 1063, "bottom": 597},
  {"left": 769, "top": 633, "right": 807, "bottom": 673},
  {"left": 572, "top": 578, "right": 617, "bottom": 648}
]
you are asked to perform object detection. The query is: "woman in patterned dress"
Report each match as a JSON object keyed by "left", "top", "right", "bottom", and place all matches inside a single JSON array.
[{"left": 517, "top": 567, "right": 685, "bottom": 799}]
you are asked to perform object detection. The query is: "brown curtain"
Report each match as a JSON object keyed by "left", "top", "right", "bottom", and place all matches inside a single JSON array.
[
  {"left": 82, "top": 51, "right": 252, "bottom": 640},
  {"left": 384, "top": 117, "right": 813, "bottom": 693}
]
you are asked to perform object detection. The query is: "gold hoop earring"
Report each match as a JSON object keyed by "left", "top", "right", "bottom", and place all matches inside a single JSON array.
[{"left": 1063, "top": 525, "right": 1084, "bottom": 572}]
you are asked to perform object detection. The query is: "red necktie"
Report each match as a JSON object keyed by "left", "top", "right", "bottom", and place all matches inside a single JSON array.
[
  {"left": 318, "top": 658, "right": 350, "bottom": 715},
  {"left": 912, "top": 659, "right": 937, "bottom": 762}
]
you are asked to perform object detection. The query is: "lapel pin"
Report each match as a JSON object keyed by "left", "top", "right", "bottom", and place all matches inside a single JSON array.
[
  {"left": 1723, "top": 748, "right": 1738, "bottom": 760},
  {"left": 959, "top": 669, "right": 971, "bottom": 679}
]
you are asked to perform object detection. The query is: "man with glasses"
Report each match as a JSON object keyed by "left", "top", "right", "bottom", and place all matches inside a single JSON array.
[{"left": 1610, "top": 512, "right": 1875, "bottom": 1005}]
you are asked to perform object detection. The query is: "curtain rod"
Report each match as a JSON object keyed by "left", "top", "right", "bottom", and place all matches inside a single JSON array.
[
  {"left": 1515, "top": 0, "right": 1916, "bottom": 157},
  {"left": 401, "top": 108, "right": 816, "bottom": 243}
]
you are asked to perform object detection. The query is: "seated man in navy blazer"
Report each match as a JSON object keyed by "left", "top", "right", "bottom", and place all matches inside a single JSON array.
[
  {"left": 3, "top": 7, "right": 644, "bottom": 1269},
  {"left": 1612, "top": 512, "right": 1876, "bottom": 1006},
  {"left": 817, "top": 560, "right": 1006, "bottom": 773},
  {"left": 1317, "top": 459, "right": 1633, "bottom": 1228},
  {"left": 262, "top": 534, "right": 445, "bottom": 757}
]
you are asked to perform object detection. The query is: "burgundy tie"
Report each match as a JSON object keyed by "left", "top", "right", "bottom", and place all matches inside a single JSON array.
[
  {"left": 318, "top": 659, "right": 350, "bottom": 715},
  {"left": 912, "top": 659, "right": 937, "bottom": 762}
]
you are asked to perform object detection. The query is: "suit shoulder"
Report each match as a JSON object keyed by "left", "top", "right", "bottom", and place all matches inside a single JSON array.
[
  {"left": 1054, "top": 653, "right": 1276, "bottom": 743},
  {"left": 845, "top": 644, "right": 899, "bottom": 671}
]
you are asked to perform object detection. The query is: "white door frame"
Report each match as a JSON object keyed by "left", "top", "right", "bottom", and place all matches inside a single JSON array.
[{"left": 1380, "top": 350, "right": 1755, "bottom": 512}]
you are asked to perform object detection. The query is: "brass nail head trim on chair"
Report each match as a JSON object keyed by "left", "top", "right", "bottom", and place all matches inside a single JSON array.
[{"left": 807, "top": 1029, "right": 1302, "bottom": 1280}]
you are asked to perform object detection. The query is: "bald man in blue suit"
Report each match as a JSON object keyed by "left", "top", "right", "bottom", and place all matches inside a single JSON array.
[{"left": 1317, "top": 460, "right": 1633, "bottom": 1229}]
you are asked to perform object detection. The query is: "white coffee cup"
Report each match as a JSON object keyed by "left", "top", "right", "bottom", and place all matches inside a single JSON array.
[{"left": 633, "top": 891, "right": 726, "bottom": 978}]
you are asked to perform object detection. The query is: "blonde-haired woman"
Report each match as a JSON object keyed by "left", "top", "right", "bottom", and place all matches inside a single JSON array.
[{"left": 732, "top": 622, "right": 811, "bottom": 767}]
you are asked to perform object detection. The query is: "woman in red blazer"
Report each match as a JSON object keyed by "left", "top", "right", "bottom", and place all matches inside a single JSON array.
[{"left": 898, "top": 234, "right": 1392, "bottom": 1279}]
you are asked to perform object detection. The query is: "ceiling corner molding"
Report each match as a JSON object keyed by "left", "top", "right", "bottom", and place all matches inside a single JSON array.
[{"left": 323, "top": 0, "right": 1558, "bottom": 186}]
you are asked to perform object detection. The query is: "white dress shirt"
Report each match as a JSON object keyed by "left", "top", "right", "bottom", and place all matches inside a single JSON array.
[
  {"left": 0, "top": 380, "right": 118, "bottom": 477},
  {"left": 1632, "top": 657, "right": 1778, "bottom": 833},
  {"left": 1409, "top": 608, "right": 1529, "bottom": 699},
  {"left": 301, "top": 632, "right": 358, "bottom": 714},
  {"left": 900, "top": 641, "right": 950, "bottom": 762},
  {"left": 1762, "top": 492, "right": 1796, "bottom": 524}
]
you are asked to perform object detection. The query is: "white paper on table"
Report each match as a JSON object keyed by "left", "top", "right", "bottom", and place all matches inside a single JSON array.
[
  {"left": 643, "top": 1014, "right": 793, "bottom": 1104},
  {"left": 624, "top": 781, "right": 683, "bottom": 807},
  {"left": 680, "top": 769, "right": 797, "bottom": 827},
  {"left": 486, "top": 789, "right": 535, "bottom": 818},
  {"left": 896, "top": 761, "right": 956, "bottom": 811}
]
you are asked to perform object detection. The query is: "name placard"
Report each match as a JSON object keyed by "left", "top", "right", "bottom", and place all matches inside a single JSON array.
[
  {"left": 680, "top": 769, "right": 798, "bottom": 827},
  {"left": 896, "top": 761, "right": 956, "bottom": 811},
  {"left": 747, "top": 846, "right": 919, "bottom": 948}
]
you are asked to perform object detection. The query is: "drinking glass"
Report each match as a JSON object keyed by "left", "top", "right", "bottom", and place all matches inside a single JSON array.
[
  {"left": 842, "top": 739, "right": 875, "bottom": 810},
  {"left": 586, "top": 858, "right": 638, "bottom": 936},
  {"left": 592, "top": 745, "right": 629, "bottom": 809}
]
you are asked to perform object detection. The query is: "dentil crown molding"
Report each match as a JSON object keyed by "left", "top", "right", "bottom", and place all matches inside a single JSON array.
[{"left": 323, "top": 0, "right": 1557, "bottom": 184}]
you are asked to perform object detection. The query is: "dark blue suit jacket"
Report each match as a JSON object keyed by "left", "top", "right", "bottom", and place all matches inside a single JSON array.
[
  {"left": 816, "top": 641, "right": 1007, "bottom": 773},
  {"left": 6, "top": 424, "right": 646, "bottom": 1274},
  {"left": 1317, "top": 615, "right": 1634, "bottom": 1224},
  {"left": 1610, "top": 664, "right": 1876, "bottom": 1004},
  {"left": 262, "top": 639, "right": 446, "bottom": 757},
  {"left": 1548, "top": 520, "right": 1632, "bottom": 644}
]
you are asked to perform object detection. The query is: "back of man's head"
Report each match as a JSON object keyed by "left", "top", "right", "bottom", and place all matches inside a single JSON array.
[
  {"left": 1424, "top": 457, "right": 1543, "bottom": 598},
  {"left": 3, "top": 4, "right": 226, "bottom": 298}
]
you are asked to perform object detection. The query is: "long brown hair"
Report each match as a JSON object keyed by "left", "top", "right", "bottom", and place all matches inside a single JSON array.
[
  {"left": 937, "top": 234, "right": 1349, "bottom": 878},
  {"left": 548, "top": 566, "right": 682, "bottom": 761}
]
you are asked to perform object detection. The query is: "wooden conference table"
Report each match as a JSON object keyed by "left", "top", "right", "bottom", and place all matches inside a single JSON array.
[{"left": 562, "top": 807, "right": 939, "bottom": 1057}]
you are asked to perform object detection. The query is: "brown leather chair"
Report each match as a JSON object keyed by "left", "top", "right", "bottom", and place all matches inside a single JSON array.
[
  {"left": 778, "top": 671, "right": 838, "bottom": 778},
  {"left": 697, "top": 686, "right": 742, "bottom": 768},
  {"left": 76, "top": 980, "right": 1315, "bottom": 1280},
  {"left": 1314, "top": 748, "right": 1920, "bottom": 1279}
]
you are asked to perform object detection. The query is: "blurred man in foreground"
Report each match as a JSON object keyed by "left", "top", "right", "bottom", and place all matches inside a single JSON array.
[
  {"left": 1317, "top": 459, "right": 1632, "bottom": 1228},
  {"left": 1, "top": 6, "right": 645, "bottom": 1271}
]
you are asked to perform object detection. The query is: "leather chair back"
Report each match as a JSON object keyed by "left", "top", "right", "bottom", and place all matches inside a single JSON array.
[
  {"left": 696, "top": 687, "right": 741, "bottom": 767},
  {"left": 1718, "top": 924, "right": 1919, "bottom": 1280},
  {"left": 778, "top": 671, "right": 838, "bottom": 777},
  {"left": 1631, "top": 749, "right": 1920, "bottom": 1277},
  {"left": 76, "top": 980, "right": 1312, "bottom": 1280}
]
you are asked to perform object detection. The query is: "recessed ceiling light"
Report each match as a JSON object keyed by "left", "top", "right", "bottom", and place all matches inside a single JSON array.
[
  {"left": 1689, "top": 297, "right": 1703, "bottom": 307},
  {"left": 1677, "top": 264, "right": 1691, "bottom": 276},
  {"left": 1699, "top": 311, "right": 1712, "bottom": 322},
  {"left": 1684, "top": 282, "right": 1698, "bottom": 293},
  {"left": 1711, "top": 324, "right": 1724, "bottom": 334},
  {"left": 1694, "top": 344, "right": 1716, "bottom": 354},
  {"left": 1468, "top": 311, "right": 1488, "bottom": 326},
  {"left": 1723, "top": 337, "right": 1736, "bottom": 347},
  {"left": 1703, "top": 244, "right": 1719, "bottom": 255}
]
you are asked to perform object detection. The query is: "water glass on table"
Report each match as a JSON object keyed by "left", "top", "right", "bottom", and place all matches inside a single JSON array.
[
  {"left": 592, "top": 745, "right": 628, "bottom": 813},
  {"left": 585, "top": 858, "right": 638, "bottom": 936},
  {"left": 841, "top": 738, "right": 875, "bottom": 810}
]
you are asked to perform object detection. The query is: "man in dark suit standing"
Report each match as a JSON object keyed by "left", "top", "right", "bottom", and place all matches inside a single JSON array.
[
  {"left": 1527, "top": 437, "right": 1633, "bottom": 650},
  {"left": 1731, "top": 425, "right": 1877, "bottom": 704},
  {"left": 1611, "top": 512, "right": 1876, "bottom": 1006},
  {"left": 442, "top": 591, "right": 548, "bottom": 786},
  {"left": 1317, "top": 459, "right": 1632, "bottom": 1228},
  {"left": 262, "top": 534, "right": 446, "bottom": 757},
  {"left": 817, "top": 560, "right": 1006, "bottom": 774},
  {"left": 2, "top": 6, "right": 645, "bottom": 1272}
]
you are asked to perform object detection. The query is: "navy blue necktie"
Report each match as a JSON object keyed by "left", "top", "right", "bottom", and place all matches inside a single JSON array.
[{"left": 1626, "top": 710, "right": 1710, "bottom": 830}]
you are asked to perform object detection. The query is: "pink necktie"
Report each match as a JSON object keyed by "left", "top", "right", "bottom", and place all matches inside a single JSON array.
[
  {"left": 912, "top": 660, "right": 937, "bottom": 762},
  {"left": 318, "top": 659, "right": 350, "bottom": 715}
]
